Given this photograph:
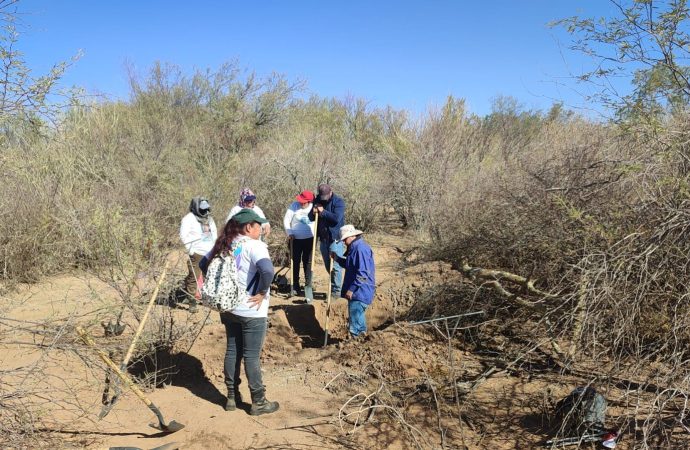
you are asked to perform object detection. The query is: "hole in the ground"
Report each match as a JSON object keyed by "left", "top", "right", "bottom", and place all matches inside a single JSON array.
[{"left": 275, "top": 304, "right": 343, "bottom": 348}]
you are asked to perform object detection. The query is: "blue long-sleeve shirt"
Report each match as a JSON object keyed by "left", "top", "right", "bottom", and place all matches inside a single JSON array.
[
  {"left": 335, "top": 237, "right": 375, "bottom": 305},
  {"left": 308, "top": 194, "right": 345, "bottom": 243}
]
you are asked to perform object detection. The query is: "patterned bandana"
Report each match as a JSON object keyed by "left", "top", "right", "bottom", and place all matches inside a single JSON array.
[{"left": 238, "top": 188, "right": 256, "bottom": 207}]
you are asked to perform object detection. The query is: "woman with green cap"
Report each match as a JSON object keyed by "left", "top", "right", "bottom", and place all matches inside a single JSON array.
[{"left": 200, "top": 208, "right": 279, "bottom": 416}]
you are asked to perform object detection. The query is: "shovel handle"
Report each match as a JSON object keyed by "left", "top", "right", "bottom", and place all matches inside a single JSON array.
[
  {"left": 310, "top": 211, "right": 319, "bottom": 274},
  {"left": 122, "top": 260, "right": 170, "bottom": 368},
  {"left": 76, "top": 326, "right": 153, "bottom": 408},
  {"left": 289, "top": 238, "right": 293, "bottom": 294},
  {"left": 323, "top": 255, "right": 334, "bottom": 347}
]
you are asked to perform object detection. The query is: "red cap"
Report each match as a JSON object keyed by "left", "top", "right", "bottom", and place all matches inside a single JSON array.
[{"left": 296, "top": 190, "right": 315, "bottom": 203}]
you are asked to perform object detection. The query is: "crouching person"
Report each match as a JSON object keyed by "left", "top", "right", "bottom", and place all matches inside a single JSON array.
[
  {"left": 332, "top": 225, "right": 376, "bottom": 338},
  {"left": 200, "top": 208, "right": 279, "bottom": 416}
]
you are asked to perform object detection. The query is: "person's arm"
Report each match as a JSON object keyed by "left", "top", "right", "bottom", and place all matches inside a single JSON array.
[
  {"left": 199, "top": 251, "right": 212, "bottom": 275},
  {"left": 255, "top": 206, "right": 271, "bottom": 235},
  {"left": 319, "top": 197, "right": 345, "bottom": 226},
  {"left": 308, "top": 201, "right": 319, "bottom": 221},
  {"left": 245, "top": 243, "right": 275, "bottom": 309},
  {"left": 179, "top": 216, "right": 196, "bottom": 254},
  {"left": 332, "top": 252, "right": 347, "bottom": 268},
  {"left": 348, "top": 246, "right": 374, "bottom": 294},
  {"left": 283, "top": 205, "right": 295, "bottom": 236},
  {"left": 246, "top": 258, "right": 274, "bottom": 309},
  {"left": 262, "top": 222, "right": 272, "bottom": 236},
  {"left": 210, "top": 218, "right": 218, "bottom": 241},
  {"left": 254, "top": 258, "right": 274, "bottom": 294}
]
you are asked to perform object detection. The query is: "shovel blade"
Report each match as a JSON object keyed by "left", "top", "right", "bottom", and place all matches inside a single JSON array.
[{"left": 149, "top": 420, "right": 186, "bottom": 433}]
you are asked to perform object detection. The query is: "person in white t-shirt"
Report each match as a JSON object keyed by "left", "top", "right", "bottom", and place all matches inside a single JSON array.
[
  {"left": 179, "top": 197, "right": 217, "bottom": 312},
  {"left": 283, "top": 190, "right": 315, "bottom": 299},
  {"left": 226, "top": 188, "right": 271, "bottom": 237},
  {"left": 200, "top": 208, "right": 279, "bottom": 416}
]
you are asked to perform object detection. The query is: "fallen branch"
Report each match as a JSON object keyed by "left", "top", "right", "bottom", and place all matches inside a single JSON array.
[{"left": 461, "top": 262, "right": 558, "bottom": 306}]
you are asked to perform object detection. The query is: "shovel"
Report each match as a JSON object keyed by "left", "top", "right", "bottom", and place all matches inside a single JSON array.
[
  {"left": 287, "top": 238, "right": 294, "bottom": 298},
  {"left": 323, "top": 255, "right": 335, "bottom": 347},
  {"left": 77, "top": 326, "right": 185, "bottom": 433},
  {"left": 100, "top": 260, "right": 170, "bottom": 419},
  {"left": 304, "top": 211, "right": 318, "bottom": 302}
]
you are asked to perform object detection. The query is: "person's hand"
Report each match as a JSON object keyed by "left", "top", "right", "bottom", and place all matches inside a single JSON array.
[
  {"left": 329, "top": 251, "right": 336, "bottom": 260},
  {"left": 345, "top": 290, "right": 353, "bottom": 300},
  {"left": 314, "top": 205, "right": 323, "bottom": 214},
  {"left": 247, "top": 292, "right": 266, "bottom": 309}
]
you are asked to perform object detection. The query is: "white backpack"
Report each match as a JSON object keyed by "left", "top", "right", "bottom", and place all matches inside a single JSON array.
[{"left": 201, "top": 242, "right": 247, "bottom": 312}]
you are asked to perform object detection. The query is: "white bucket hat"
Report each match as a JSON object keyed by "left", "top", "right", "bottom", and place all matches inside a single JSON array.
[{"left": 339, "top": 224, "right": 363, "bottom": 242}]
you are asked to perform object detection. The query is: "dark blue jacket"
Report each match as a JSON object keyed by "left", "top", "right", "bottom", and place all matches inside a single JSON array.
[
  {"left": 335, "top": 236, "right": 375, "bottom": 305},
  {"left": 309, "top": 194, "right": 345, "bottom": 243}
]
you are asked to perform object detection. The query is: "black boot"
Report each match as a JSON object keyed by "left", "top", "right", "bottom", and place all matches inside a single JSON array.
[
  {"left": 250, "top": 396, "right": 279, "bottom": 416},
  {"left": 225, "top": 391, "right": 243, "bottom": 411}
]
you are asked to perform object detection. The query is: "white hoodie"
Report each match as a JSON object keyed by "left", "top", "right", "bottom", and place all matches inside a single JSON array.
[
  {"left": 180, "top": 212, "right": 217, "bottom": 256},
  {"left": 283, "top": 201, "right": 315, "bottom": 240}
]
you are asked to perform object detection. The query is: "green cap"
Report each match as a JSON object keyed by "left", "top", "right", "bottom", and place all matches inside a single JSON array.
[{"left": 231, "top": 208, "right": 268, "bottom": 225}]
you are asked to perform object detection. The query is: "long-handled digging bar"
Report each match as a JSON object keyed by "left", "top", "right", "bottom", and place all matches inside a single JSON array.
[
  {"left": 323, "top": 255, "right": 335, "bottom": 347},
  {"left": 99, "top": 260, "right": 170, "bottom": 419},
  {"left": 304, "top": 211, "right": 319, "bottom": 302},
  {"left": 287, "top": 238, "right": 294, "bottom": 298},
  {"left": 76, "top": 326, "right": 185, "bottom": 434}
]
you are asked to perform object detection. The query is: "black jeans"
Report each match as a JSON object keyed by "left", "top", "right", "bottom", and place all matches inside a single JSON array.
[
  {"left": 291, "top": 237, "right": 313, "bottom": 288},
  {"left": 220, "top": 313, "right": 267, "bottom": 402}
]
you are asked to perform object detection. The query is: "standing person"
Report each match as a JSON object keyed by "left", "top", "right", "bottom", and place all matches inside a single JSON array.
[
  {"left": 283, "top": 190, "right": 316, "bottom": 301},
  {"left": 226, "top": 188, "right": 271, "bottom": 237},
  {"left": 308, "top": 184, "right": 345, "bottom": 296},
  {"left": 179, "top": 197, "right": 217, "bottom": 313},
  {"left": 200, "top": 209, "right": 279, "bottom": 416},
  {"left": 332, "top": 225, "right": 376, "bottom": 338}
]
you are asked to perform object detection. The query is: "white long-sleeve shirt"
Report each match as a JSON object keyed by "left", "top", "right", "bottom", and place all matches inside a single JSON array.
[
  {"left": 230, "top": 237, "right": 272, "bottom": 318},
  {"left": 283, "top": 202, "right": 314, "bottom": 239},
  {"left": 226, "top": 205, "right": 269, "bottom": 231},
  {"left": 180, "top": 213, "right": 217, "bottom": 256}
]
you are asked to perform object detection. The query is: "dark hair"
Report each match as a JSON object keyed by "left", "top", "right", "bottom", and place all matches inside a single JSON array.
[{"left": 208, "top": 218, "right": 244, "bottom": 261}]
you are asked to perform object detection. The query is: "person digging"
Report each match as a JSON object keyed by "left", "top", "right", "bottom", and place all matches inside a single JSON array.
[
  {"left": 331, "top": 224, "right": 376, "bottom": 338},
  {"left": 309, "top": 183, "right": 346, "bottom": 297},
  {"left": 282, "top": 190, "right": 316, "bottom": 301}
]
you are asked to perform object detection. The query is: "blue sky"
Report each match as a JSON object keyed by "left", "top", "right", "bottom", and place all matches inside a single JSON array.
[{"left": 18, "top": 1, "right": 618, "bottom": 117}]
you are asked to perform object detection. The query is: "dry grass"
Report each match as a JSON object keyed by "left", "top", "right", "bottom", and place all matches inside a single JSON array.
[{"left": 2, "top": 59, "right": 690, "bottom": 447}]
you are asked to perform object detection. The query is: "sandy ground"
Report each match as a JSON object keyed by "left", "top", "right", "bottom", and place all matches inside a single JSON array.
[{"left": 0, "top": 233, "right": 648, "bottom": 449}]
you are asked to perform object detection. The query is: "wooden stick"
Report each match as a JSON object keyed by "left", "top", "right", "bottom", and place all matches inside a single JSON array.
[
  {"left": 310, "top": 211, "right": 319, "bottom": 282},
  {"left": 323, "top": 255, "right": 335, "bottom": 347},
  {"left": 121, "top": 260, "right": 170, "bottom": 368},
  {"left": 77, "top": 327, "right": 154, "bottom": 407},
  {"left": 289, "top": 238, "right": 294, "bottom": 296},
  {"left": 77, "top": 326, "right": 184, "bottom": 432}
]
